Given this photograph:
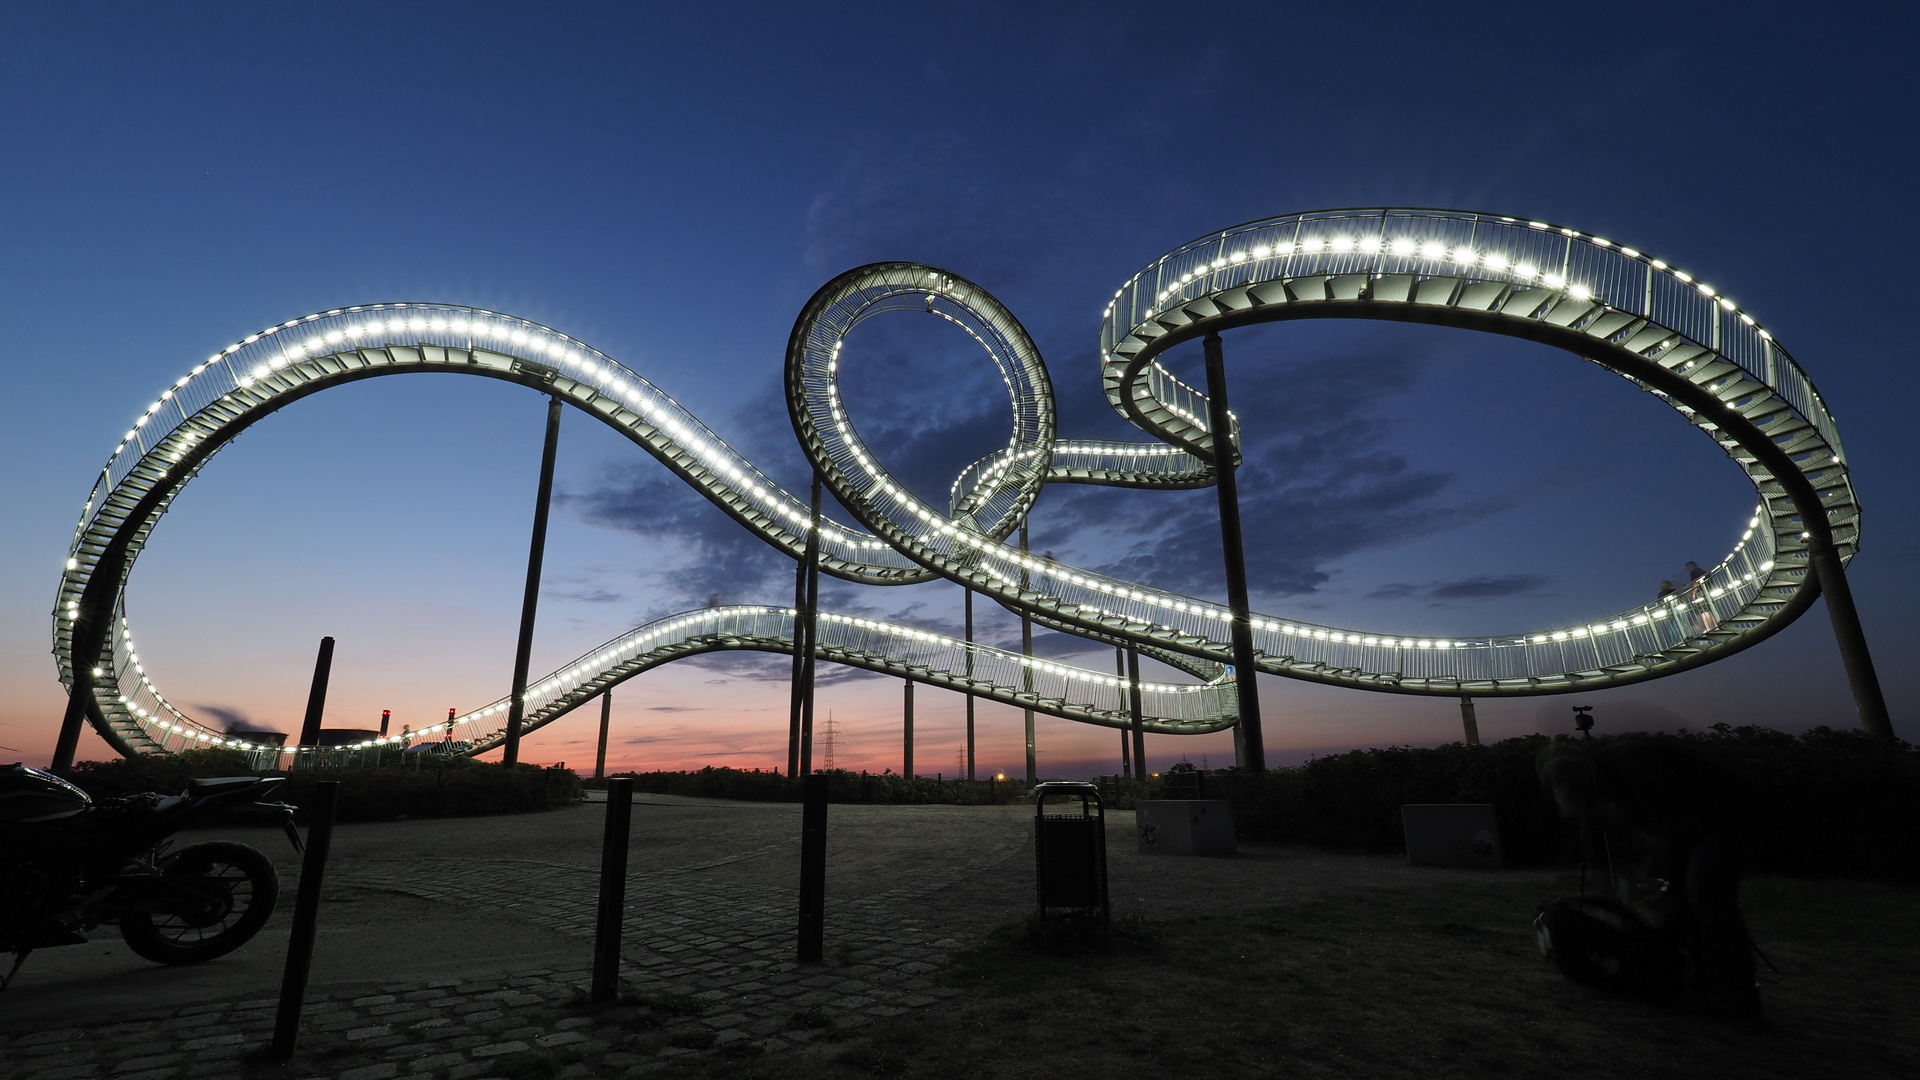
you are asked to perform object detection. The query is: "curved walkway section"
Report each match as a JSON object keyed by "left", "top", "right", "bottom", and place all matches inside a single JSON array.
[{"left": 54, "top": 209, "right": 1858, "bottom": 759}]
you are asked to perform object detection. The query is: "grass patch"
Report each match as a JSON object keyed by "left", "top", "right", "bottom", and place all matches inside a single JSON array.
[{"left": 646, "top": 871, "right": 1920, "bottom": 1080}]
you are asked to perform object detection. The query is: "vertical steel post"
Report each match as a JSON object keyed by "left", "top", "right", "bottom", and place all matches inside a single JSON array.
[
  {"left": 798, "top": 476, "right": 823, "bottom": 773},
  {"left": 1126, "top": 647, "right": 1147, "bottom": 782},
  {"left": 1202, "top": 332, "right": 1266, "bottom": 772},
  {"left": 1459, "top": 695, "right": 1481, "bottom": 746},
  {"left": 270, "top": 780, "right": 338, "bottom": 1059},
  {"left": 595, "top": 691, "right": 612, "bottom": 780},
  {"left": 1808, "top": 535, "right": 1894, "bottom": 742},
  {"left": 503, "top": 396, "right": 564, "bottom": 768},
  {"left": 1115, "top": 646, "right": 1132, "bottom": 777},
  {"left": 903, "top": 678, "right": 915, "bottom": 778},
  {"left": 1021, "top": 523, "right": 1036, "bottom": 786},
  {"left": 296, "top": 637, "right": 335, "bottom": 749},
  {"left": 796, "top": 772, "right": 828, "bottom": 961},
  {"left": 964, "top": 588, "right": 976, "bottom": 781},
  {"left": 591, "top": 777, "right": 633, "bottom": 1002}
]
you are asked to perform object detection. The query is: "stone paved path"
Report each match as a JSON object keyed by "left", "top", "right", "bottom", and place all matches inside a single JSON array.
[{"left": 0, "top": 797, "right": 1444, "bottom": 1079}]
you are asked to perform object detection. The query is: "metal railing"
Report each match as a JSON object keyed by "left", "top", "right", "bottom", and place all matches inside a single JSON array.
[{"left": 56, "top": 208, "right": 1857, "bottom": 758}]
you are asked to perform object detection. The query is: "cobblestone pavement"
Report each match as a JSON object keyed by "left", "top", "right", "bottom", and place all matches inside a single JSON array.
[{"left": 0, "top": 798, "right": 1445, "bottom": 1079}]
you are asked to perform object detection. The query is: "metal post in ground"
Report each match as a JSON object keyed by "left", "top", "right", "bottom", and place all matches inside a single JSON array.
[
  {"left": 270, "top": 780, "right": 338, "bottom": 1059},
  {"left": 903, "top": 678, "right": 914, "bottom": 779},
  {"left": 797, "top": 772, "right": 828, "bottom": 961},
  {"left": 1459, "top": 695, "right": 1481, "bottom": 746},
  {"left": 964, "top": 588, "right": 976, "bottom": 781},
  {"left": 1202, "top": 332, "right": 1266, "bottom": 772},
  {"left": 504, "top": 396, "right": 564, "bottom": 768},
  {"left": 591, "top": 777, "right": 634, "bottom": 1002},
  {"left": 595, "top": 692, "right": 612, "bottom": 780},
  {"left": 1115, "top": 646, "right": 1132, "bottom": 777},
  {"left": 1126, "top": 647, "right": 1147, "bottom": 782},
  {"left": 296, "top": 637, "right": 335, "bottom": 749},
  {"left": 1807, "top": 534, "right": 1894, "bottom": 742},
  {"left": 798, "top": 475, "right": 823, "bottom": 774}
]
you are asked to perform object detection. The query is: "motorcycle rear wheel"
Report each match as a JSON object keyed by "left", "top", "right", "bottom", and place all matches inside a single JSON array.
[{"left": 121, "top": 841, "right": 279, "bottom": 965}]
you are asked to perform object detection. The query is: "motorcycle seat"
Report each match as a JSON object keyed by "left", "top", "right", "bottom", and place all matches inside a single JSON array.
[{"left": 187, "top": 776, "right": 264, "bottom": 798}]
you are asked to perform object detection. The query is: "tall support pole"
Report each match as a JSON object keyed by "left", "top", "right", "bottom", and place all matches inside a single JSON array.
[
  {"left": 1459, "top": 695, "right": 1481, "bottom": 746},
  {"left": 798, "top": 475, "right": 824, "bottom": 774},
  {"left": 1020, "top": 523, "right": 1036, "bottom": 786},
  {"left": 1808, "top": 534, "right": 1894, "bottom": 742},
  {"left": 594, "top": 691, "right": 613, "bottom": 780},
  {"left": 903, "top": 679, "right": 914, "bottom": 779},
  {"left": 964, "top": 588, "right": 976, "bottom": 780},
  {"left": 503, "top": 395, "right": 563, "bottom": 768},
  {"left": 1126, "top": 646, "right": 1147, "bottom": 782},
  {"left": 1116, "top": 646, "right": 1132, "bottom": 777},
  {"left": 1202, "top": 332, "right": 1267, "bottom": 772},
  {"left": 297, "top": 636, "right": 335, "bottom": 749}
]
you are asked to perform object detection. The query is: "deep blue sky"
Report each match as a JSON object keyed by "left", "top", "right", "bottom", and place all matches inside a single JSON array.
[{"left": 3, "top": 3, "right": 1914, "bottom": 773}]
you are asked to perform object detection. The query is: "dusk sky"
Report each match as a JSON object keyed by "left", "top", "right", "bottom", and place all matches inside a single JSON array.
[{"left": 3, "top": 4, "right": 1915, "bottom": 777}]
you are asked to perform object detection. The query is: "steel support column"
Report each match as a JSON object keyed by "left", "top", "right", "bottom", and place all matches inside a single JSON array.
[
  {"left": 594, "top": 691, "right": 612, "bottom": 780},
  {"left": 903, "top": 678, "right": 914, "bottom": 779},
  {"left": 797, "top": 475, "right": 823, "bottom": 773},
  {"left": 1202, "top": 332, "right": 1266, "bottom": 772},
  {"left": 297, "top": 636, "right": 335, "bottom": 749},
  {"left": 1115, "top": 646, "right": 1132, "bottom": 777},
  {"left": 1126, "top": 646, "right": 1147, "bottom": 782},
  {"left": 1459, "top": 695, "right": 1481, "bottom": 746},
  {"left": 503, "top": 396, "right": 563, "bottom": 768},
  {"left": 1808, "top": 533, "right": 1893, "bottom": 742},
  {"left": 964, "top": 588, "right": 976, "bottom": 781},
  {"left": 1021, "top": 523, "right": 1036, "bottom": 786}
]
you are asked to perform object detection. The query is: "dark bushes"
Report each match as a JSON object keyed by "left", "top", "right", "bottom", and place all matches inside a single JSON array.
[
  {"left": 65, "top": 750, "right": 580, "bottom": 822},
  {"left": 1223, "top": 726, "right": 1919, "bottom": 879},
  {"left": 611, "top": 766, "right": 1023, "bottom": 805}
]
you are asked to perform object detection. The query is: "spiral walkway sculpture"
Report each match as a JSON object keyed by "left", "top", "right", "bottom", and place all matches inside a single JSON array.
[{"left": 52, "top": 208, "right": 1878, "bottom": 763}]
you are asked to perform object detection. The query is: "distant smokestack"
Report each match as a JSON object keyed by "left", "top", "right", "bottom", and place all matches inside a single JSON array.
[{"left": 379, "top": 709, "right": 390, "bottom": 737}]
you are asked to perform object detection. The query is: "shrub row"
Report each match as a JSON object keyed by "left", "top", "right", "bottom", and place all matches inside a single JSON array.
[
  {"left": 1215, "top": 726, "right": 1919, "bottom": 879},
  {"left": 64, "top": 750, "right": 580, "bottom": 823},
  {"left": 606, "top": 766, "right": 1025, "bottom": 805}
]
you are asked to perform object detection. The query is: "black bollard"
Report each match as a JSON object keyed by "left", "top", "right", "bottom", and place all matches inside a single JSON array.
[
  {"left": 591, "top": 777, "right": 634, "bottom": 1002},
  {"left": 797, "top": 772, "right": 827, "bottom": 961},
  {"left": 271, "top": 781, "right": 339, "bottom": 1059}
]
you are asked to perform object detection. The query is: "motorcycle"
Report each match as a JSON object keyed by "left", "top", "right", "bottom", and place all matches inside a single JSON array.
[{"left": 0, "top": 762, "right": 303, "bottom": 989}]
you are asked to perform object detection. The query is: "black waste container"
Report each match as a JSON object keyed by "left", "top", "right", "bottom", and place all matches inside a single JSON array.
[{"left": 1033, "top": 781, "right": 1109, "bottom": 927}]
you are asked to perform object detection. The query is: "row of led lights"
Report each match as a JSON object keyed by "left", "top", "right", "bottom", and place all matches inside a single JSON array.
[
  {"left": 107, "top": 618, "right": 461, "bottom": 753},
  {"left": 968, "top": 505, "right": 1773, "bottom": 654},
  {"left": 817, "top": 612, "right": 1205, "bottom": 696},
  {"left": 219, "top": 309, "right": 888, "bottom": 558},
  {"left": 103, "top": 305, "right": 889, "bottom": 565},
  {"left": 455, "top": 604, "right": 1210, "bottom": 730},
  {"left": 1100, "top": 218, "right": 1773, "bottom": 346}
]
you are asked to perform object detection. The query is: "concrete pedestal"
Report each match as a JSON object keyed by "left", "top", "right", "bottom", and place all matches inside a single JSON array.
[{"left": 1135, "top": 800, "right": 1235, "bottom": 856}]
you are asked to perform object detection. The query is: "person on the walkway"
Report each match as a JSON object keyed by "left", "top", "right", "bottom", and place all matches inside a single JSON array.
[
  {"left": 1685, "top": 562, "right": 1718, "bottom": 633},
  {"left": 1658, "top": 580, "right": 1676, "bottom": 601}
]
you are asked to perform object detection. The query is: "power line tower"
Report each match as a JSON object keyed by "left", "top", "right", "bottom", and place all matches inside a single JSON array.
[{"left": 823, "top": 710, "right": 838, "bottom": 772}]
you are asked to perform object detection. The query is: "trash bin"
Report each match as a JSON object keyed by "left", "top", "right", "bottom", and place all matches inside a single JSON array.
[{"left": 1033, "top": 781, "right": 1109, "bottom": 927}]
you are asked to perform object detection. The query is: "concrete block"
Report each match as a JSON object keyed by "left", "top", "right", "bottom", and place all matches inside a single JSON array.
[{"left": 1135, "top": 800, "right": 1235, "bottom": 856}]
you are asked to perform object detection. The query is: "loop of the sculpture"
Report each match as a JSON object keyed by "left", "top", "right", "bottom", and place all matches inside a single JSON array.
[{"left": 54, "top": 208, "right": 1858, "bottom": 760}]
